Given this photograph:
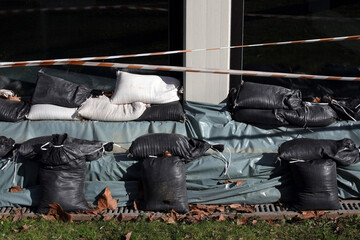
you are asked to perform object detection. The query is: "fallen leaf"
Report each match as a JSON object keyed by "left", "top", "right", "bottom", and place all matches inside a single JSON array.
[
  {"left": 190, "top": 209, "right": 207, "bottom": 216},
  {"left": 20, "top": 224, "right": 28, "bottom": 233},
  {"left": 313, "top": 97, "right": 321, "bottom": 103},
  {"left": 133, "top": 201, "right": 138, "bottom": 211},
  {"left": 229, "top": 204, "right": 255, "bottom": 213},
  {"left": 252, "top": 220, "right": 258, "bottom": 225},
  {"left": 334, "top": 226, "right": 340, "bottom": 233},
  {"left": 125, "top": 232, "right": 132, "bottom": 240},
  {"left": 170, "top": 210, "right": 178, "bottom": 222},
  {"left": 217, "top": 214, "right": 226, "bottom": 222},
  {"left": 97, "top": 187, "right": 118, "bottom": 210},
  {"left": 206, "top": 205, "right": 218, "bottom": 213},
  {"left": 223, "top": 180, "right": 246, "bottom": 186},
  {"left": 9, "top": 185, "right": 23, "bottom": 193},
  {"left": 167, "top": 216, "right": 176, "bottom": 224},
  {"left": 237, "top": 217, "right": 248, "bottom": 225},
  {"left": 149, "top": 213, "right": 155, "bottom": 222},
  {"left": 118, "top": 213, "right": 137, "bottom": 222},
  {"left": 300, "top": 210, "right": 327, "bottom": 220},
  {"left": 216, "top": 206, "right": 225, "bottom": 212},
  {"left": 47, "top": 203, "right": 73, "bottom": 223},
  {"left": 8, "top": 96, "right": 21, "bottom": 102},
  {"left": 12, "top": 210, "right": 23, "bottom": 222},
  {"left": 163, "top": 151, "right": 172, "bottom": 157}
]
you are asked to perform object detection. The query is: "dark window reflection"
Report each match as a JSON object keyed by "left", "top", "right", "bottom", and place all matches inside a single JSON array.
[
  {"left": 239, "top": 0, "right": 360, "bottom": 99},
  {"left": 0, "top": 0, "right": 169, "bottom": 97}
]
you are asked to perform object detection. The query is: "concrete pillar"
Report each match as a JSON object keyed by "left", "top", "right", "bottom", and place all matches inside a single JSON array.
[{"left": 184, "top": 0, "right": 231, "bottom": 104}]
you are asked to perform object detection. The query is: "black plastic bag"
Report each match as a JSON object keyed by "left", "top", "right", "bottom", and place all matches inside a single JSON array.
[
  {"left": 36, "top": 134, "right": 113, "bottom": 213},
  {"left": 32, "top": 71, "right": 92, "bottom": 108},
  {"left": 0, "top": 99, "right": 30, "bottom": 122},
  {"left": 141, "top": 156, "right": 189, "bottom": 213},
  {"left": 18, "top": 136, "right": 55, "bottom": 160},
  {"left": 18, "top": 134, "right": 112, "bottom": 161},
  {"left": 275, "top": 103, "right": 338, "bottom": 127},
  {"left": 137, "top": 101, "right": 186, "bottom": 122},
  {"left": 278, "top": 138, "right": 360, "bottom": 166},
  {"left": 0, "top": 136, "right": 15, "bottom": 158},
  {"left": 233, "top": 108, "right": 288, "bottom": 126},
  {"left": 229, "top": 81, "right": 302, "bottom": 110},
  {"left": 290, "top": 159, "right": 340, "bottom": 210},
  {"left": 129, "top": 133, "right": 224, "bottom": 160}
]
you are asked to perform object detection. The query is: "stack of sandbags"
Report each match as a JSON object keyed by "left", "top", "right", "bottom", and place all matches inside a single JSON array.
[
  {"left": 0, "top": 89, "right": 30, "bottom": 122},
  {"left": 27, "top": 71, "right": 92, "bottom": 121},
  {"left": 78, "top": 71, "right": 184, "bottom": 122},
  {"left": 129, "top": 133, "right": 225, "bottom": 213},
  {"left": 278, "top": 138, "right": 360, "bottom": 210},
  {"left": 228, "top": 81, "right": 338, "bottom": 127}
]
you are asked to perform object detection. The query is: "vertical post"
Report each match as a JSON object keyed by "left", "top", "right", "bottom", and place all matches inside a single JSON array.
[{"left": 184, "top": 0, "right": 231, "bottom": 104}]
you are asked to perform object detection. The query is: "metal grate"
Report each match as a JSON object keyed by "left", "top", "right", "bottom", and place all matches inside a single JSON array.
[{"left": 1, "top": 200, "right": 360, "bottom": 220}]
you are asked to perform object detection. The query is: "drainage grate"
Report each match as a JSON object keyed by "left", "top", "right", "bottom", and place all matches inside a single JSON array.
[{"left": 1, "top": 200, "right": 360, "bottom": 220}]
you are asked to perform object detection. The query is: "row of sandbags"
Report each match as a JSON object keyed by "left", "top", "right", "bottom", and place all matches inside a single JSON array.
[
  {"left": 278, "top": 138, "right": 360, "bottom": 210},
  {"left": 0, "top": 133, "right": 223, "bottom": 213},
  {"left": 227, "top": 81, "right": 357, "bottom": 127},
  {"left": 0, "top": 70, "right": 185, "bottom": 122}
]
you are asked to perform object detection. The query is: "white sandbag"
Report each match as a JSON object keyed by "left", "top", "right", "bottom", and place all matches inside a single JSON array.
[
  {"left": 26, "top": 104, "right": 81, "bottom": 120},
  {"left": 78, "top": 95, "right": 147, "bottom": 121},
  {"left": 111, "top": 71, "right": 180, "bottom": 104}
]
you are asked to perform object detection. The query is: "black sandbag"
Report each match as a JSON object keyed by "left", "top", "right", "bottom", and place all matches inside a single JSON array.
[
  {"left": 141, "top": 156, "right": 189, "bottom": 213},
  {"left": 231, "top": 81, "right": 302, "bottom": 110},
  {"left": 136, "top": 101, "right": 186, "bottom": 122},
  {"left": 233, "top": 108, "right": 288, "bottom": 126},
  {"left": 290, "top": 159, "right": 340, "bottom": 210},
  {"left": 278, "top": 138, "right": 360, "bottom": 166},
  {"left": 32, "top": 71, "right": 92, "bottom": 108},
  {"left": 275, "top": 103, "right": 338, "bottom": 127},
  {"left": 18, "top": 134, "right": 113, "bottom": 161},
  {"left": 0, "top": 136, "right": 15, "bottom": 158},
  {"left": 18, "top": 135, "right": 55, "bottom": 160},
  {"left": 129, "top": 133, "right": 224, "bottom": 160},
  {"left": 36, "top": 134, "right": 113, "bottom": 213},
  {"left": 0, "top": 99, "right": 30, "bottom": 122}
]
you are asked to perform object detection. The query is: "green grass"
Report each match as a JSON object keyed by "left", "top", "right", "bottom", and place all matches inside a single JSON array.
[{"left": 2, "top": 215, "right": 360, "bottom": 240}]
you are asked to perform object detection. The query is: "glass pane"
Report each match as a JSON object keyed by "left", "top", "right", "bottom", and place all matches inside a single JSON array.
[
  {"left": 0, "top": 0, "right": 169, "bottom": 97},
  {"left": 242, "top": 0, "right": 360, "bottom": 99}
]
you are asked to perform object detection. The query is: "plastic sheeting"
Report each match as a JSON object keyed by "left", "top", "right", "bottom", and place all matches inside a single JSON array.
[
  {"left": 1, "top": 152, "right": 360, "bottom": 207},
  {"left": 1, "top": 101, "right": 360, "bottom": 207}
]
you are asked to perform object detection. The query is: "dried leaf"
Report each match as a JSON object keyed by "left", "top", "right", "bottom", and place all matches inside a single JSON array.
[
  {"left": 170, "top": 210, "right": 178, "bottom": 222},
  {"left": 206, "top": 205, "right": 218, "bottom": 213},
  {"left": 229, "top": 204, "right": 255, "bottom": 213},
  {"left": 125, "top": 232, "right": 132, "bottom": 240},
  {"left": 20, "top": 224, "right": 28, "bottom": 233},
  {"left": 97, "top": 187, "right": 118, "bottom": 211},
  {"left": 118, "top": 213, "right": 137, "bottom": 222},
  {"left": 163, "top": 151, "right": 172, "bottom": 157},
  {"left": 222, "top": 180, "right": 246, "bottom": 186},
  {"left": 41, "top": 214, "right": 56, "bottom": 221},
  {"left": 8, "top": 96, "right": 21, "bottom": 102},
  {"left": 190, "top": 209, "right": 207, "bottom": 216},
  {"left": 48, "top": 203, "right": 73, "bottom": 222},
  {"left": 313, "top": 97, "right": 321, "bottom": 103},
  {"left": 300, "top": 210, "right": 327, "bottom": 220},
  {"left": 252, "top": 220, "right": 258, "bottom": 225},
  {"left": 217, "top": 214, "right": 226, "bottom": 222},
  {"left": 216, "top": 206, "right": 225, "bottom": 212},
  {"left": 149, "top": 213, "right": 155, "bottom": 222},
  {"left": 12, "top": 210, "right": 23, "bottom": 222},
  {"left": 167, "top": 216, "right": 176, "bottom": 224},
  {"left": 133, "top": 201, "right": 138, "bottom": 211},
  {"left": 9, "top": 185, "right": 23, "bottom": 193},
  {"left": 237, "top": 217, "right": 248, "bottom": 225}
]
